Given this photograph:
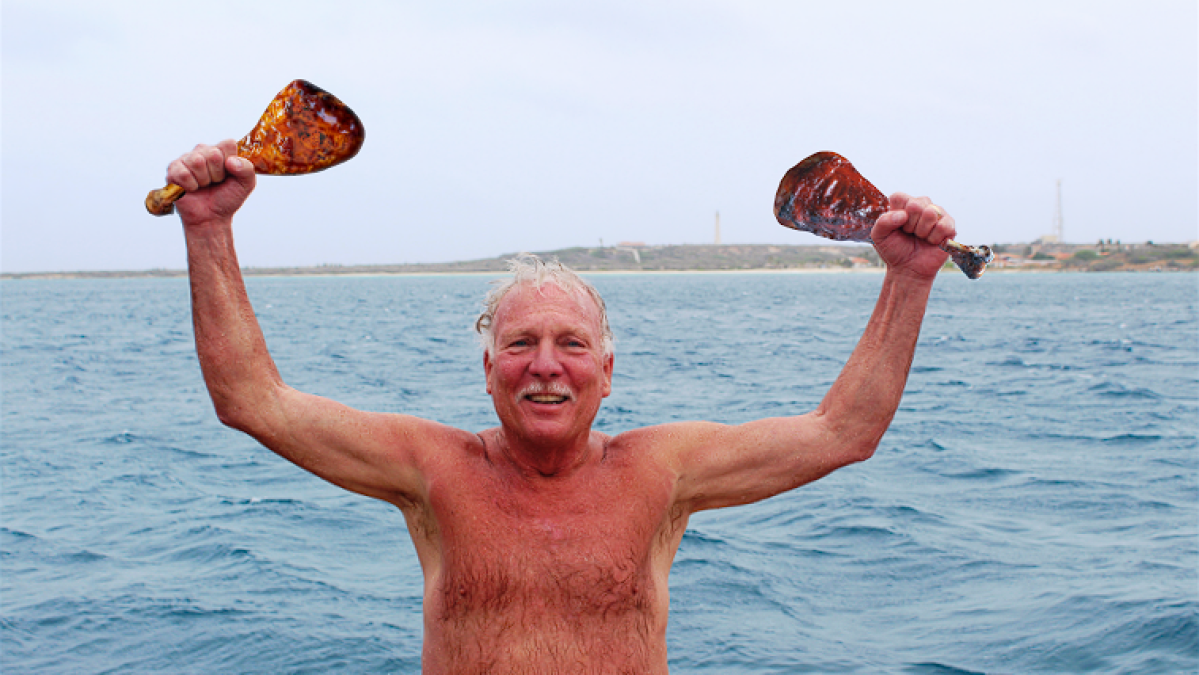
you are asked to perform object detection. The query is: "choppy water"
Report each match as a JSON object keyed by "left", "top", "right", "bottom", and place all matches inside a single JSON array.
[{"left": 3, "top": 272, "right": 1196, "bottom": 674}]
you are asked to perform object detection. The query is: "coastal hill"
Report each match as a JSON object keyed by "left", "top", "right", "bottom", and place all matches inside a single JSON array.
[
  {"left": 243, "top": 244, "right": 885, "bottom": 276},
  {"left": 4, "top": 241, "right": 1195, "bottom": 279}
]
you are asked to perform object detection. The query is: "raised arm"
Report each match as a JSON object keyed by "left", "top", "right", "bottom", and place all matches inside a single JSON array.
[
  {"left": 653, "top": 193, "right": 954, "bottom": 513},
  {"left": 170, "top": 142, "right": 457, "bottom": 506}
]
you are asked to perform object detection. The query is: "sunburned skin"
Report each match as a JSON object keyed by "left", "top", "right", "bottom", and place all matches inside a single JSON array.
[
  {"left": 409, "top": 428, "right": 686, "bottom": 674},
  {"left": 174, "top": 140, "right": 951, "bottom": 674},
  {"left": 398, "top": 283, "right": 684, "bottom": 673},
  {"left": 482, "top": 284, "right": 614, "bottom": 471}
]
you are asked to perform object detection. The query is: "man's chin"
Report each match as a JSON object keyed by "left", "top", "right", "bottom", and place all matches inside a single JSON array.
[{"left": 509, "top": 411, "right": 584, "bottom": 441}]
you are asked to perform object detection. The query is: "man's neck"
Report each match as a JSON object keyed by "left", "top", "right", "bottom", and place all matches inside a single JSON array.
[{"left": 493, "top": 428, "right": 600, "bottom": 479}]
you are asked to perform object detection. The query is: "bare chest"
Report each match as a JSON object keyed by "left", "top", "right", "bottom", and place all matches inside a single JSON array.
[{"left": 426, "top": 459, "right": 677, "bottom": 621}]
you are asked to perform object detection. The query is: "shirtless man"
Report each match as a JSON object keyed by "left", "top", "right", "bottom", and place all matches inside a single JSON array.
[{"left": 168, "top": 140, "right": 957, "bottom": 674}]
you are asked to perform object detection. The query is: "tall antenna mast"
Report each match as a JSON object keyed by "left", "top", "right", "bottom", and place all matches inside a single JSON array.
[{"left": 1053, "top": 179, "right": 1064, "bottom": 242}]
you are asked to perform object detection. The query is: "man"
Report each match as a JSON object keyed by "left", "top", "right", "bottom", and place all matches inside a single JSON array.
[{"left": 167, "top": 140, "right": 957, "bottom": 674}]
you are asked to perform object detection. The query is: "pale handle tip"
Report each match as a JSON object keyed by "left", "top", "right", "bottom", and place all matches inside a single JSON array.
[{"left": 146, "top": 183, "right": 186, "bottom": 216}]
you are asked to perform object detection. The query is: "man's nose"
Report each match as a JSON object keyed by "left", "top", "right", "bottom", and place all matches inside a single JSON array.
[{"left": 529, "top": 342, "right": 564, "bottom": 377}]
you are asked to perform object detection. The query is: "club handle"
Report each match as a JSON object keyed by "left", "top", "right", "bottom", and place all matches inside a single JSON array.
[{"left": 145, "top": 183, "right": 186, "bottom": 216}]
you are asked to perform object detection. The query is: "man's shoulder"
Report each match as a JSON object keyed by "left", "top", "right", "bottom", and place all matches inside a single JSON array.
[
  {"left": 605, "top": 421, "right": 725, "bottom": 465},
  {"left": 371, "top": 413, "right": 487, "bottom": 459},
  {"left": 609, "top": 420, "right": 726, "bottom": 445}
]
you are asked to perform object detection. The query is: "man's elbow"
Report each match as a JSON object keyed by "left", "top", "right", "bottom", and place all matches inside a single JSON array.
[
  {"left": 205, "top": 378, "right": 285, "bottom": 435},
  {"left": 816, "top": 410, "right": 887, "bottom": 466},
  {"left": 843, "top": 438, "right": 879, "bottom": 465},
  {"left": 209, "top": 390, "right": 274, "bottom": 436},
  {"left": 213, "top": 400, "right": 255, "bottom": 433}
]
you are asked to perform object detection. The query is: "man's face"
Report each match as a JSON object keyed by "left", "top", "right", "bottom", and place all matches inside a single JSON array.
[{"left": 484, "top": 282, "right": 613, "bottom": 447}]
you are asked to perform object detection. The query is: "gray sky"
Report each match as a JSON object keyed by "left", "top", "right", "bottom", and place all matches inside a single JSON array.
[{"left": 3, "top": 0, "right": 1196, "bottom": 273}]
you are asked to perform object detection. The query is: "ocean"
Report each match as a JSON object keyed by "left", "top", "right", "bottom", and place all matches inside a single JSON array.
[{"left": 3, "top": 271, "right": 1196, "bottom": 674}]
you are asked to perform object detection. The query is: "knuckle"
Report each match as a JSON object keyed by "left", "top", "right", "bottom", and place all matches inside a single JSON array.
[
  {"left": 167, "top": 167, "right": 198, "bottom": 191},
  {"left": 180, "top": 155, "right": 211, "bottom": 184},
  {"left": 202, "top": 147, "right": 225, "bottom": 165}
]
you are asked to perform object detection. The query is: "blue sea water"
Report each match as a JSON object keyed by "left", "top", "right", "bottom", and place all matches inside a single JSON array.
[{"left": 2, "top": 271, "right": 1196, "bottom": 674}]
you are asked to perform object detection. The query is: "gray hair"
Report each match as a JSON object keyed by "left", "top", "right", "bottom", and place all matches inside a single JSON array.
[{"left": 475, "top": 254, "right": 614, "bottom": 356}]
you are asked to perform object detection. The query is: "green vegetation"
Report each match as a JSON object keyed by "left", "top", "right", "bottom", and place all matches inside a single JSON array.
[
  {"left": 1090, "top": 259, "right": 1123, "bottom": 272},
  {"left": 1068, "top": 244, "right": 1195, "bottom": 272}
]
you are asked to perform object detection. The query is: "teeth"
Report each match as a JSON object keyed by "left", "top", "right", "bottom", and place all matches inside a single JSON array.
[
  {"left": 529, "top": 394, "right": 568, "bottom": 403},
  {"left": 519, "top": 383, "right": 573, "bottom": 404}
]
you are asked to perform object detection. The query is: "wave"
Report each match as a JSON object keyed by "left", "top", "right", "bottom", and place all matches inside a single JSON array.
[{"left": 6, "top": 272, "right": 1197, "bottom": 674}]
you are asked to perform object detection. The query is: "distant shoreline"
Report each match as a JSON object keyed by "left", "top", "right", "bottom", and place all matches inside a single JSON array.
[
  {"left": 6, "top": 267, "right": 1192, "bottom": 281},
  {"left": 3, "top": 242, "right": 1195, "bottom": 280},
  {"left": 1, "top": 268, "right": 896, "bottom": 281}
]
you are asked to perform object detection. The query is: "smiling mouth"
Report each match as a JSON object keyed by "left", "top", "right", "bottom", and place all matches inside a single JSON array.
[
  {"left": 527, "top": 394, "right": 569, "bottom": 404},
  {"left": 519, "top": 383, "right": 573, "bottom": 405}
]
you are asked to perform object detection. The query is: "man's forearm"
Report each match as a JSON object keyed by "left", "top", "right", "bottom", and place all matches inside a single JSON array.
[
  {"left": 185, "top": 219, "right": 283, "bottom": 431},
  {"left": 815, "top": 269, "right": 935, "bottom": 457}
]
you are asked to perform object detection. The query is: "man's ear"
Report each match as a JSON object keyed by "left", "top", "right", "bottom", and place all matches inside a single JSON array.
[
  {"left": 483, "top": 351, "right": 493, "bottom": 394},
  {"left": 601, "top": 352, "right": 614, "bottom": 398}
]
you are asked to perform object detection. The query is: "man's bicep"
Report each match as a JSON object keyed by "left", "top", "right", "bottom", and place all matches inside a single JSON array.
[
  {"left": 247, "top": 386, "right": 453, "bottom": 505},
  {"left": 666, "top": 413, "right": 863, "bottom": 513}
]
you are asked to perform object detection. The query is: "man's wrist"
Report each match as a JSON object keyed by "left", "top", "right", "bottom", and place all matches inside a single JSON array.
[
  {"left": 881, "top": 266, "right": 938, "bottom": 296},
  {"left": 181, "top": 214, "right": 235, "bottom": 238}
]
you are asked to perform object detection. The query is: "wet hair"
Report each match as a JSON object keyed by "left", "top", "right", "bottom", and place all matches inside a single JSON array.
[{"left": 475, "top": 253, "right": 614, "bottom": 357}]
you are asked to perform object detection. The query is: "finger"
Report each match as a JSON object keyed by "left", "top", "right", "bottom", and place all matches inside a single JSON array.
[
  {"left": 901, "top": 195, "right": 930, "bottom": 220},
  {"left": 888, "top": 192, "right": 912, "bottom": 212},
  {"left": 216, "top": 139, "right": 238, "bottom": 156},
  {"left": 871, "top": 209, "right": 906, "bottom": 240},
  {"left": 929, "top": 214, "right": 957, "bottom": 247},
  {"left": 201, "top": 145, "right": 227, "bottom": 185},
  {"left": 166, "top": 156, "right": 199, "bottom": 192},
  {"left": 167, "top": 149, "right": 211, "bottom": 192},
  {"left": 168, "top": 146, "right": 213, "bottom": 190},
  {"left": 184, "top": 145, "right": 227, "bottom": 187},
  {"left": 212, "top": 139, "right": 244, "bottom": 183},
  {"left": 913, "top": 203, "right": 942, "bottom": 239},
  {"left": 898, "top": 200, "right": 942, "bottom": 237},
  {"left": 179, "top": 151, "right": 215, "bottom": 189},
  {"left": 167, "top": 142, "right": 235, "bottom": 190}
]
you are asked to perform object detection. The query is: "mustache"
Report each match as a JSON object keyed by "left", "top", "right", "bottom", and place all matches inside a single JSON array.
[{"left": 517, "top": 382, "right": 574, "bottom": 399}]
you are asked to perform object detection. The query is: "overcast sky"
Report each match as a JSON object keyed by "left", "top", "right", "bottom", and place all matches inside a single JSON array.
[{"left": 3, "top": 0, "right": 1196, "bottom": 273}]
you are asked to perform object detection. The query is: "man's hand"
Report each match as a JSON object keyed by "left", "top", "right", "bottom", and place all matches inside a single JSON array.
[
  {"left": 166, "top": 140, "right": 257, "bottom": 227},
  {"left": 872, "top": 192, "right": 956, "bottom": 281}
]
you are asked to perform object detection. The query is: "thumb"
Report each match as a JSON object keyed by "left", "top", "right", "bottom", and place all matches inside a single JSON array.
[
  {"left": 872, "top": 209, "right": 904, "bottom": 240},
  {"left": 226, "top": 156, "right": 256, "bottom": 178},
  {"left": 225, "top": 156, "right": 258, "bottom": 193}
]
